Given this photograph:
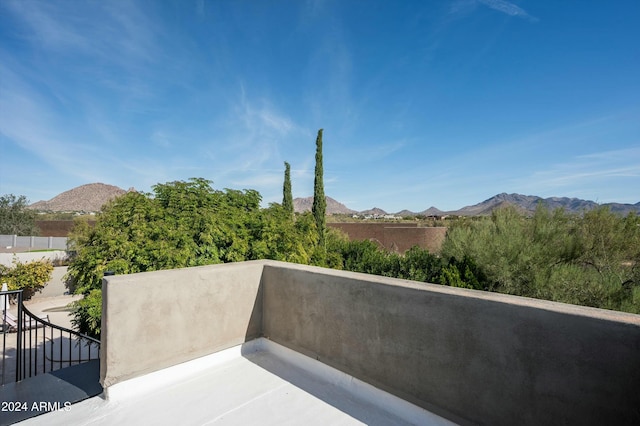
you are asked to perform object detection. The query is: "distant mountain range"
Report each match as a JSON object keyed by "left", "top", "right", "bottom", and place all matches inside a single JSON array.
[
  {"left": 446, "top": 193, "right": 640, "bottom": 216},
  {"left": 295, "top": 193, "right": 640, "bottom": 216},
  {"left": 29, "top": 184, "right": 639, "bottom": 216}
]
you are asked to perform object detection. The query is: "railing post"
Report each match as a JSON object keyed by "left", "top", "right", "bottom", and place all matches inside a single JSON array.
[
  {"left": 16, "top": 290, "right": 23, "bottom": 382},
  {"left": 1, "top": 284, "right": 7, "bottom": 385}
]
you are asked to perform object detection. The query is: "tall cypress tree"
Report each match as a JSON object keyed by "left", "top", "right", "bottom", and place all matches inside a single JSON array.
[
  {"left": 312, "top": 129, "right": 326, "bottom": 247},
  {"left": 282, "top": 161, "right": 293, "bottom": 218}
]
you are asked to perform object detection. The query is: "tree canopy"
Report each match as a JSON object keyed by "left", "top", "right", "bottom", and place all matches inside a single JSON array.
[
  {"left": 0, "top": 194, "right": 39, "bottom": 235},
  {"left": 66, "top": 178, "right": 320, "bottom": 336}
]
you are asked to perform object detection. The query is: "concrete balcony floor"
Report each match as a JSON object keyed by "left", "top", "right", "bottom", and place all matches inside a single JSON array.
[{"left": 20, "top": 338, "right": 454, "bottom": 426}]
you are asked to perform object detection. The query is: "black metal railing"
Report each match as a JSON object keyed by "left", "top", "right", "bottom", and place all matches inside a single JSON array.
[{"left": 1, "top": 289, "right": 100, "bottom": 385}]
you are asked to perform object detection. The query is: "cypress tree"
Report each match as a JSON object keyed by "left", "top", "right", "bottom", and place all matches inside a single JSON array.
[
  {"left": 312, "top": 129, "right": 326, "bottom": 247},
  {"left": 283, "top": 161, "right": 293, "bottom": 218}
]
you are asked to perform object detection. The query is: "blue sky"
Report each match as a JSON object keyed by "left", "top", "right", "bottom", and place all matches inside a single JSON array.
[{"left": 1, "top": 0, "right": 638, "bottom": 212}]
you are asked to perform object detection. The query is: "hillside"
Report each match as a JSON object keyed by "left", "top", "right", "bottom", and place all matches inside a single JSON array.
[
  {"left": 294, "top": 192, "right": 639, "bottom": 217},
  {"left": 420, "top": 207, "right": 446, "bottom": 216},
  {"left": 360, "top": 207, "right": 387, "bottom": 216},
  {"left": 29, "top": 183, "right": 130, "bottom": 212},
  {"left": 451, "top": 193, "right": 640, "bottom": 216},
  {"left": 293, "top": 196, "right": 357, "bottom": 215}
]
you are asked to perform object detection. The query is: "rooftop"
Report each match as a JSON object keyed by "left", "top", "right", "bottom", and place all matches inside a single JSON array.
[
  {"left": 13, "top": 260, "right": 640, "bottom": 425},
  {"left": 21, "top": 338, "right": 451, "bottom": 425}
]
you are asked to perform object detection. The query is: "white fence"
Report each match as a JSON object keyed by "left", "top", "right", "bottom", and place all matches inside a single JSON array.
[{"left": 0, "top": 235, "right": 68, "bottom": 250}]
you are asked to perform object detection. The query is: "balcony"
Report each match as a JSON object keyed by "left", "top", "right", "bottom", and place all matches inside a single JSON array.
[{"left": 18, "top": 260, "right": 640, "bottom": 425}]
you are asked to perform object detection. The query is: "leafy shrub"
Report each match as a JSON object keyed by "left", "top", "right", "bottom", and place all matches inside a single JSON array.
[
  {"left": 69, "top": 290, "right": 102, "bottom": 339},
  {"left": 329, "top": 236, "right": 443, "bottom": 284},
  {"left": 0, "top": 258, "right": 53, "bottom": 299},
  {"left": 439, "top": 255, "right": 485, "bottom": 290}
]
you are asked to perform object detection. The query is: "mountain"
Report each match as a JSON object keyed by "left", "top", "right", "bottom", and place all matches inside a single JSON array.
[
  {"left": 293, "top": 196, "right": 357, "bottom": 215},
  {"left": 360, "top": 207, "right": 387, "bottom": 216},
  {"left": 395, "top": 209, "right": 417, "bottom": 217},
  {"left": 420, "top": 207, "right": 445, "bottom": 216},
  {"left": 454, "top": 193, "right": 539, "bottom": 216},
  {"left": 450, "top": 193, "right": 640, "bottom": 216},
  {"left": 29, "top": 183, "right": 130, "bottom": 212},
  {"left": 314, "top": 193, "right": 639, "bottom": 217}
]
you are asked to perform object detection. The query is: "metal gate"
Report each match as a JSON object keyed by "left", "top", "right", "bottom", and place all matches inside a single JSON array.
[{"left": 1, "top": 288, "right": 100, "bottom": 386}]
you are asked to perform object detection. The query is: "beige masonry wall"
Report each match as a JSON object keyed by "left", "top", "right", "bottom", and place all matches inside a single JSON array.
[
  {"left": 328, "top": 222, "right": 447, "bottom": 253},
  {"left": 100, "top": 261, "right": 265, "bottom": 387},
  {"left": 261, "top": 262, "right": 640, "bottom": 426}
]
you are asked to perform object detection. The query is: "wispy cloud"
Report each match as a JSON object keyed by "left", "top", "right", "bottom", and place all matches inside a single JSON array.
[
  {"left": 235, "top": 85, "right": 297, "bottom": 137},
  {"left": 4, "top": 1, "right": 89, "bottom": 51},
  {"left": 3, "top": 0, "right": 173, "bottom": 120},
  {"left": 0, "top": 65, "right": 80, "bottom": 174},
  {"left": 477, "top": 0, "right": 538, "bottom": 22},
  {"left": 517, "top": 147, "right": 640, "bottom": 201},
  {"left": 0, "top": 1, "right": 205, "bottom": 194},
  {"left": 337, "top": 139, "right": 407, "bottom": 166},
  {"left": 151, "top": 130, "right": 172, "bottom": 148},
  {"left": 371, "top": 140, "right": 406, "bottom": 159},
  {"left": 231, "top": 172, "right": 284, "bottom": 189},
  {"left": 204, "top": 86, "right": 308, "bottom": 193},
  {"left": 4, "top": 0, "right": 161, "bottom": 67}
]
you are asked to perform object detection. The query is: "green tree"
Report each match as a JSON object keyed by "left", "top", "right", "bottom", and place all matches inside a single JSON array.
[
  {"left": 312, "top": 129, "right": 326, "bottom": 250},
  {"left": 282, "top": 161, "right": 294, "bottom": 219},
  {"left": 66, "top": 178, "right": 320, "bottom": 337},
  {"left": 0, "top": 194, "right": 39, "bottom": 235},
  {"left": 67, "top": 178, "right": 268, "bottom": 294},
  {"left": 249, "top": 205, "right": 316, "bottom": 264}
]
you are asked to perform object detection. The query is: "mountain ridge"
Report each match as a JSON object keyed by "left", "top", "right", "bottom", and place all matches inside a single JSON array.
[
  {"left": 29, "top": 183, "right": 131, "bottom": 212},
  {"left": 452, "top": 193, "right": 640, "bottom": 216},
  {"left": 343, "top": 193, "right": 639, "bottom": 216},
  {"left": 28, "top": 184, "right": 640, "bottom": 216}
]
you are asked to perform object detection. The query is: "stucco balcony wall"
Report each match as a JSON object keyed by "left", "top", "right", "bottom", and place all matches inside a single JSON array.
[
  {"left": 100, "top": 260, "right": 640, "bottom": 425},
  {"left": 100, "top": 260, "right": 264, "bottom": 387}
]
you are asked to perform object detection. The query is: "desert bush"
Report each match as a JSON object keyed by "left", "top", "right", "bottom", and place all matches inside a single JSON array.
[
  {"left": 440, "top": 205, "right": 640, "bottom": 313},
  {"left": 0, "top": 258, "right": 53, "bottom": 299}
]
